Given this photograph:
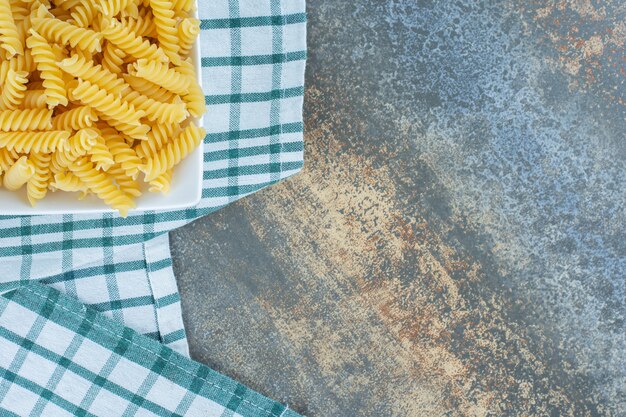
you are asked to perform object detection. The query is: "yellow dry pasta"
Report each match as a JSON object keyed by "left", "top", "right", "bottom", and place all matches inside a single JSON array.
[
  {"left": 148, "top": 169, "right": 171, "bottom": 194},
  {"left": 149, "top": 0, "right": 179, "bottom": 63},
  {"left": 178, "top": 17, "right": 199, "bottom": 56},
  {"left": 27, "top": 29, "right": 68, "bottom": 106},
  {"left": 4, "top": 155, "right": 35, "bottom": 190},
  {"left": 123, "top": 90, "right": 188, "bottom": 124},
  {"left": 31, "top": 5, "right": 102, "bottom": 52},
  {"left": 176, "top": 58, "right": 206, "bottom": 117},
  {"left": 0, "top": 130, "right": 70, "bottom": 153},
  {"left": 108, "top": 163, "right": 141, "bottom": 197},
  {"left": 20, "top": 89, "right": 47, "bottom": 109},
  {"left": 69, "top": 78, "right": 145, "bottom": 126},
  {"left": 101, "top": 42, "right": 125, "bottom": 74},
  {"left": 120, "top": 12, "right": 156, "bottom": 38},
  {"left": 0, "top": 0, "right": 204, "bottom": 215},
  {"left": 135, "top": 122, "right": 176, "bottom": 159},
  {"left": 58, "top": 53, "right": 128, "bottom": 96},
  {"left": 101, "top": 17, "right": 167, "bottom": 62},
  {"left": 0, "top": 68, "right": 28, "bottom": 110},
  {"left": 0, "top": 147, "right": 18, "bottom": 173},
  {"left": 53, "top": 128, "right": 99, "bottom": 167},
  {"left": 51, "top": 171, "right": 88, "bottom": 194},
  {"left": 26, "top": 151, "right": 52, "bottom": 205},
  {"left": 140, "top": 123, "right": 204, "bottom": 181},
  {"left": 99, "top": 114, "right": 150, "bottom": 140},
  {"left": 0, "top": 0, "right": 24, "bottom": 57},
  {"left": 51, "top": 106, "right": 97, "bottom": 130},
  {"left": 69, "top": 1, "right": 97, "bottom": 28},
  {"left": 130, "top": 58, "right": 190, "bottom": 95},
  {"left": 0, "top": 51, "right": 36, "bottom": 86},
  {"left": 88, "top": 133, "right": 115, "bottom": 171},
  {"left": 123, "top": 73, "right": 176, "bottom": 102},
  {"left": 100, "top": 126, "right": 141, "bottom": 178},
  {"left": 172, "top": 0, "right": 194, "bottom": 14},
  {"left": 0, "top": 108, "right": 52, "bottom": 131},
  {"left": 69, "top": 156, "right": 135, "bottom": 216},
  {"left": 97, "top": 0, "right": 133, "bottom": 17}
]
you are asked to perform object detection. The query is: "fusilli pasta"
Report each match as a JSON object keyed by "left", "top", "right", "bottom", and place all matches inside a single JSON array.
[
  {"left": 140, "top": 123, "right": 204, "bottom": 181},
  {"left": 0, "top": 0, "right": 24, "bottom": 57},
  {"left": 69, "top": 156, "right": 135, "bottom": 216},
  {"left": 0, "top": 130, "right": 70, "bottom": 153},
  {"left": 0, "top": 108, "right": 53, "bottom": 131},
  {"left": 26, "top": 151, "right": 52, "bottom": 205},
  {"left": 101, "top": 17, "right": 167, "bottom": 62},
  {"left": 4, "top": 155, "right": 34, "bottom": 190},
  {"left": 0, "top": 0, "right": 204, "bottom": 215},
  {"left": 27, "top": 28, "right": 68, "bottom": 106},
  {"left": 0, "top": 68, "right": 28, "bottom": 110},
  {"left": 130, "top": 58, "right": 190, "bottom": 95},
  {"left": 69, "top": 78, "right": 145, "bottom": 126}
]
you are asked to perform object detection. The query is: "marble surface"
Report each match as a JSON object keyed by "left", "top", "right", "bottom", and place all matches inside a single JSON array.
[{"left": 171, "top": 1, "right": 625, "bottom": 415}]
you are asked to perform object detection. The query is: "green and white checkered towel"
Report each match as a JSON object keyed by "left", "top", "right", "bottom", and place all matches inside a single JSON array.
[{"left": 0, "top": 0, "right": 306, "bottom": 415}]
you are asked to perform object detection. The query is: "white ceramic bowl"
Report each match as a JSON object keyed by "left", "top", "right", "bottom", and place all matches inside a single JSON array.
[{"left": 0, "top": 18, "right": 204, "bottom": 216}]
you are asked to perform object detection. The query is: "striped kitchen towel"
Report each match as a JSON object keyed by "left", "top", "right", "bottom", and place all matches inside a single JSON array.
[{"left": 0, "top": 0, "right": 306, "bottom": 415}]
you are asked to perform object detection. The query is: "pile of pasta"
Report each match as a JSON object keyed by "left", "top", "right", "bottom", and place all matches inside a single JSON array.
[{"left": 0, "top": 0, "right": 206, "bottom": 216}]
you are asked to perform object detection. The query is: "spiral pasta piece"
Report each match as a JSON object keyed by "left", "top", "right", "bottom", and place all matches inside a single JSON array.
[
  {"left": 58, "top": 54, "right": 127, "bottom": 96},
  {"left": 130, "top": 59, "right": 189, "bottom": 95},
  {"left": 0, "top": 50, "right": 35, "bottom": 86},
  {"left": 27, "top": 29, "right": 68, "bottom": 106},
  {"left": 122, "top": 73, "right": 175, "bottom": 102},
  {"left": 0, "top": 130, "right": 70, "bottom": 153},
  {"left": 148, "top": 169, "right": 171, "bottom": 193},
  {"left": 120, "top": 11, "right": 156, "bottom": 38},
  {"left": 52, "top": 106, "right": 97, "bottom": 130},
  {"left": 0, "top": 0, "right": 24, "bottom": 57},
  {"left": 70, "top": 1, "right": 98, "bottom": 27},
  {"left": 172, "top": 0, "right": 194, "bottom": 14},
  {"left": 32, "top": 6, "right": 102, "bottom": 52},
  {"left": 140, "top": 123, "right": 204, "bottom": 181},
  {"left": 54, "top": 0, "right": 81, "bottom": 11},
  {"left": 101, "top": 18, "right": 167, "bottom": 62},
  {"left": 26, "top": 151, "right": 52, "bottom": 205},
  {"left": 108, "top": 163, "right": 141, "bottom": 197},
  {"left": 69, "top": 78, "right": 145, "bottom": 126},
  {"left": 124, "top": 90, "right": 188, "bottom": 124},
  {"left": 101, "top": 42, "right": 125, "bottom": 74},
  {"left": 11, "top": 1, "right": 30, "bottom": 23},
  {"left": 53, "top": 128, "right": 98, "bottom": 167},
  {"left": 3, "top": 155, "right": 34, "bottom": 190},
  {"left": 135, "top": 122, "right": 176, "bottom": 159},
  {"left": 149, "top": 0, "right": 179, "bottom": 63},
  {"left": 96, "top": 0, "right": 132, "bottom": 17},
  {"left": 20, "top": 89, "right": 47, "bottom": 109},
  {"left": 176, "top": 58, "right": 206, "bottom": 117},
  {"left": 0, "top": 147, "right": 18, "bottom": 173},
  {"left": 49, "top": 7, "right": 72, "bottom": 21},
  {"left": 0, "top": 108, "right": 52, "bottom": 131},
  {"left": 99, "top": 114, "right": 150, "bottom": 140},
  {"left": 69, "top": 156, "right": 135, "bottom": 216},
  {"left": 0, "top": 69, "right": 28, "bottom": 110},
  {"left": 100, "top": 126, "right": 141, "bottom": 178},
  {"left": 89, "top": 133, "right": 115, "bottom": 170},
  {"left": 51, "top": 171, "right": 88, "bottom": 194},
  {"left": 178, "top": 17, "right": 199, "bottom": 56}
]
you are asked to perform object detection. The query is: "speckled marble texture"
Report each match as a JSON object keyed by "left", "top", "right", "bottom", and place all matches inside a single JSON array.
[{"left": 171, "top": 1, "right": 625, "bottom": 416}]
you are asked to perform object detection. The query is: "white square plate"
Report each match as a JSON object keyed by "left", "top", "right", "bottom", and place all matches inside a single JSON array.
[{"left": 0, "top": 13, "right": 204, "bottom": 216}]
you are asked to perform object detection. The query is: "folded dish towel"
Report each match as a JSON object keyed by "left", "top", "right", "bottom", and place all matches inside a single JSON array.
[
  {"left": 0, "top": 282, "right": 302, "bottom": 416},
  {"left": 0, "top": 0, "right": 306, "bottom": 415}
]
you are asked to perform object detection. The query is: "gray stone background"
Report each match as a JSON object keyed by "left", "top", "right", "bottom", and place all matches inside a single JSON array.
[{"left": 171, "top": 1, "right": 625, "bottom": 416}]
